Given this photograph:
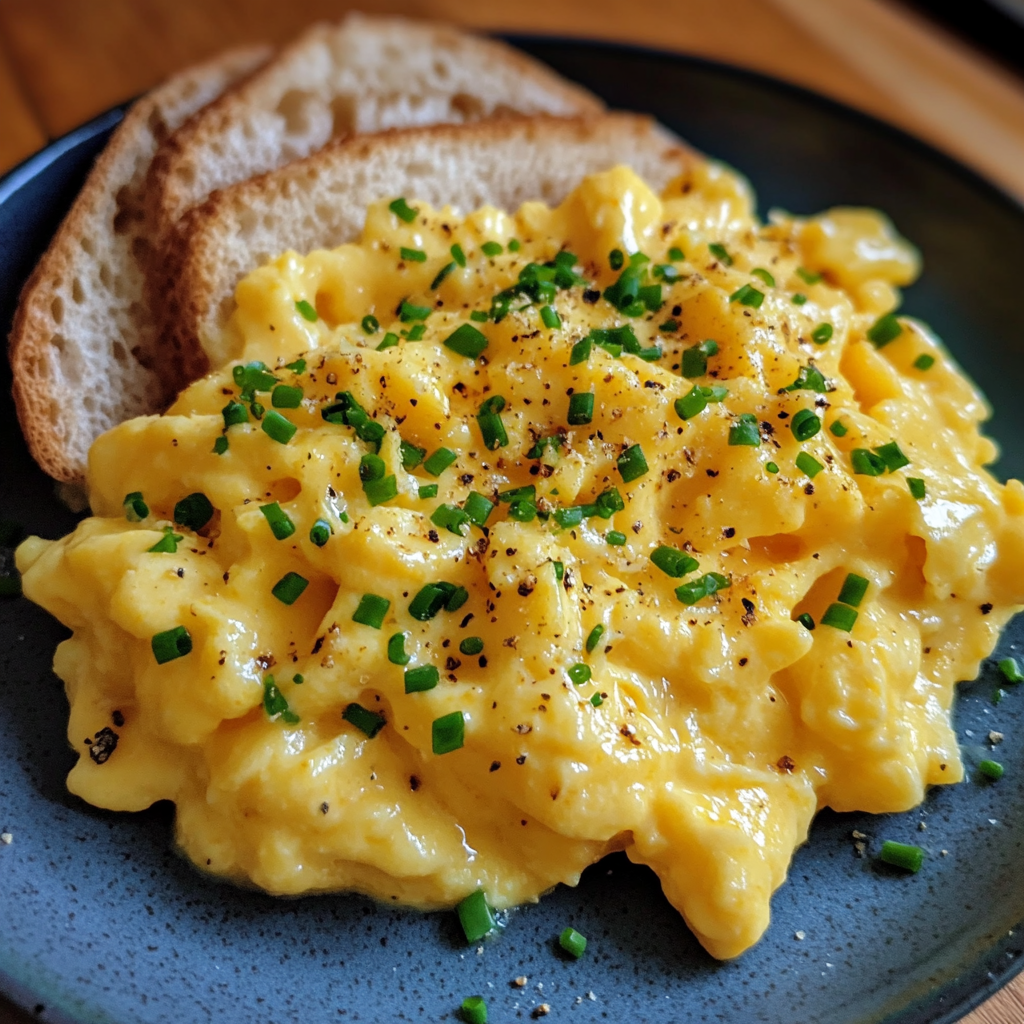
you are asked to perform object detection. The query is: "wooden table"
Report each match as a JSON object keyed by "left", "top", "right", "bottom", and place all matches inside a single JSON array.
[{"left": 0, "top": 2, "right": 1022, "bottom": 1022}]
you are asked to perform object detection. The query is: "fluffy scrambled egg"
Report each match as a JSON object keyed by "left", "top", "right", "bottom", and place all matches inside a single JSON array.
[{"left": 17, "top": 163, "right": 1024, "bottom": 959}]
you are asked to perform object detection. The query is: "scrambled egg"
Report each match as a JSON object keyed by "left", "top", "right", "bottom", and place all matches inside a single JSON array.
[{"left": 17, "top": 163, "right": 1024, "bottom": 959}]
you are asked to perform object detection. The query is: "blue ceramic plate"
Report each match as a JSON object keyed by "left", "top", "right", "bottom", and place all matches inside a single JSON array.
[{"left": 1, "top": 39, "right": 1023, "bottom": 1024}]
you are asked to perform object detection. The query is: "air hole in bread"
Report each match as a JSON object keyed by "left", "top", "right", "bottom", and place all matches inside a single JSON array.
[
  {"left": 173, "top": 164, "right": 196, "bottom": 187},
  {"left": 111, "top": 341, "right": 128, "bottom": 365},
  {"left": 276, "top": 89, "right": 316, "bottom": 137},
  {"left": 80, "top": 237, "right": 94, "bottom": 256},
  {"left": 72, "top": 278, "right": 85, "bottom": 304},
  {"left": 50, "top": 296, "right": 64, "bottom": 325},
  {"left": 433, "top": 59, "right": 451, "bottom": 80},
  {"left": 450, "top": 92, "right": 485, "bottom": 120},
  {"left": 237, "top": 209, "right": 259, "bottom": 238},
  {"left": 99, "top": 263, "right": 113, "bottom": 289},
  {"left": 330, "top": 94, "right": 356, "bottom": 139}
]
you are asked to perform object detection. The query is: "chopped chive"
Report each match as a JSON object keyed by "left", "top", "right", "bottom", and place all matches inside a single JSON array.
[
  {"left": 650, "top": 546, "right": 699, "bottom": 578},
  {"left": 880, "top": 840, "right": 923, "bottom": 873},
  {"left": 147, "top": 526, "right": 183, "bottom": 553},
  {"left": 568, "top": 663, "right": 592, "bottom": 685},
  {"left": 978, "top": 759, "right": 1004, "bottom": 780},
  {"left": 660, "top": 318, "right": 680, "bottom": 332},
  {"left": 708, "top": 243, "right": 732, "bottom": 266},
  {"left": 790, "top": 408, "right": 821, "bottom": 442},
  {"left": 444, "top": 323, "right": 488, "bottom": 359},
  {"left": 796, "top": 267, "right": 821, "bottom": 284},
  {"left": 445, "top": 586, "right": 469, "bottom": 612},
  {"left": 830, "top": 420, "right": 848, "bottom": 437},
  {"left": 569, "top": 337, "right": 592, "bottom": 365},
  {"left": 430, "top": 261, "right": 457, "bottom": 290},
  {"left": 271, "top": 384, "right": 303, "bottom": 408},
  {"left": 751, "top": 268, "right": 775, "bottom": 287},
  {"left": 285, "top": 358, "right": 306, "bottom": 373},
  {"left": 792, "top": 293, "right": 808, "bottom": 305},
  {"left": 729, "top": 413, "right": 761, "bottom": 447},
  {"left": 653, "top": 264, "right": 679, "bottom": 282},
  {"left": 123, "top": 491, "right": 149, "bottom": 522},
  {"left": 262, "top": 675, "right": 299, "bottom": 724},
  {"left": 668, "top": 246, "right": 685, "bottom": 261},
  {"left": 481, "top": 241, "right": 502, "bottom": 258},
  {"left": 999, "top": 657, "right": 1023, "bottom": 683},
  {"left": 585, "top": 624, "right": 605, "bottom": 653},
  {"left": 389, "top": 197, "right": 418, "bottom": 222},
  {"left": 595, "top": 487, "right": 625, "bottom": 517},
  {"left": 450, "top": 243, "right": 467, "bottom": 267},
  {"left": 851, "top": 448, "right": 887, "bottom": 476},
  {"left": 359, "top": 454, "right": 385, "bottom": 482},
  {"left": 409, "top": 584, "right": 451, "bottom": 621},
  {"left": 913, "top": 353, "right": 935, "bottom": 371},
  {"left": 404, "top": 324, "right": 427, "bottom": 340},
  {"left": 250, "top": 400, "right": 265, "bottom": 420},
  {"left": 675, "top": 386, "right": 707, "bottom": 421},
  {"left": 232, "top": 360, "right": 278, "bottom": 396},
  {"left": 477, "top": 395, "right": 508, "bottom": 451},
  {"left": 469, "top": 310, "right": 489, "bottom": 323},
  {"left": 271, "top": 572, "right": 308, "bottom": 605},
  {"left": 400, "top": 440, "right": 427, "bottom": 470},
  {"left": 400, "top": 247, "right": 427, "bottom": 263},
  {"left": 174, "top": 492, "right": 214, "bottom": 531},
  {"left": 457, "top": 890, "right": 495, "bottom": 942},
  {"left": 838, "top": 573, "right": 869, "bottom": 607},
  {"left": 783, "top": 364, "right": 828, "bottom": 393},
  {"left": 461, "top": 995, "right": 488, "bottom": 1024},
  {"left": 507, "top": 499, "right": 537, "bottom": 522},
  {"left": 309, "top": 519, "right": 331, "bottom": 546},
  {"left": 405, "top": 664, "right": 440, "bottom": 693},
  {"left": 363, "top": 475, "right": 397, "bottom": 506},
  {"left": 730, "top": 284, "right": 764, "bottom": 308},
  {"left": 590, "top": 693, "right": 604, "bottom": 707},
  {"left": 295, "top": 299, "right": 318, "bottom": 322},
  {"left": 638, "top": 283, "right": 662, "bottom": 312},
  {"left": 868, "top": 313, "right": 902, "bottom": 347},
  {"left": 617, "top": 444, "right": 649, "bottom": 483},
  {"left": 907, "top": 477, "right": 926, "bottom": 500},
  {"left": 540, "top": 305, "right": 561, "bottom": 329},
  {"left": 262, "top": 410, "right": 297, "bottom": 444},
  {"left": 766, "top": 461, "right": 779, "bottom": 474},
  {"left": 797, "top": 612, "right": 815, "bottom": 630},
  {"left": 424, "top": 447, "right": 458, "bottom": 476},
  {"left": 259, "top": 502, "right": 295, "bottom": 540},
  {"left": 554, "top": 507, "right": 583, "bottom": 528},
  {"left": 795, "top": 451, "right": 824, "bottom": 478},
  {"left": 464, "top": 491, "right": 495, "bottom": 528},
  {"left": 553, "top": 560, "right": 564, "bottom": 581},
  {"left": 293, "top": 674, "right": 304, "bottom": 684},
  {"left": 342, "top": 702, "right": 386, "bottom": 738},
  {"left": 460, "top": 636, "right": 484, "bottom": 656},
  {"left": 606, "top": 530, "right": 627, "bottom": 546},
  {"left": 682, "top": 339, "right": 718, "bottom": 378},
  {"left": 151, "top": 625, "right": 192, "bottom": 664},
  {"left": 352, "top": 593, "right": 390, "bottom": 629},
  {"left": 222, "top": 400, "right": 249, "bottom": 428},
  {"left": 874, "top": 441, "right": 910, "bottom": 472},
  {"left": 559, "top": 927, "right": 587, "bottom": 959},
  {"left": 811, "top": 323, "right": 833, "bottom": 345},
  {"left": 820, "top": 603, "right": 858, "bottom": 631},
  {"left": 432, "top": 711, "right": 465, "bottom": 755},
  {"left": 418, "top": 484, "right": 438, "bottom": 499},
  {"left": 431, "top": 503, "right": 472, "bottom": 537},
  {"left": 609, "top": 248, "right": 624, "bottom": 271},
  {"left": 360, "top": 315, "right": 380, "bottom": 336},
  {"left": 399, "top": 300, "right": 431, "bottom": 322},
  {"left": 675, "top": 571, "right": 730, "bottom": 605},
  {"left": 567, "top": 392, "right": 594, "bottom": 426}
]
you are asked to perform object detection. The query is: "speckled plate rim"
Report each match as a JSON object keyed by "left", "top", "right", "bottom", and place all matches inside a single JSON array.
[{"left": 1, "top": 36, "right": 1023, "bottom": 1024}]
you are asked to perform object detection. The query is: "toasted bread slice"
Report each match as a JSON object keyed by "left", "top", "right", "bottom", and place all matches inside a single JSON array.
[
  {"left": 9, "top": 45, "right": 270, "bottom": 483},
  {"left": 146, "top": 14, "right": 603, "bottom": 244},
  {"left": 169, "top": 113, "right": 694, "bottom": 369}
]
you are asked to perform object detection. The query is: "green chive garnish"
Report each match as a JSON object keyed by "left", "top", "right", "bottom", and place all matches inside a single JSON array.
[
  {"left": 907, "top": 477, "right": 926, "bottom": 500},
  {"left": 650, "top": 546, "right": 699, "bottom": 578},
  {"left": 880, "top": 840, "right": 923, "bottom": 872},
  {"left": 569, "top": 337, "right": 592, "bottom": 365},
  {"left": 837, "top": 573, "right": 869, "bottom": 607},
  {"left": 559, "top": 927, "right": 587, "bottom": 959},
  {"left": 797, "top": 612, "right": 815, "bottom": 630},
  {"left": 461, "top": 995, "right": 488, "bottom": 1024},
  {"left": 363, "top": 475, "right": 397, "bottom": 506},
  {"left": 463, "top": 492, "right": 495, "bottom": 528},
  {"left": 460, "top": 636, "right": 484, "bottom": 656},
  {"left": 675, "top": 572, "right": 730, "bottom": 605},
  {"left": 399, "top": 300, "right": 431, "bottom": 322},
  {"left": 796, "top": 267, "right": 821, "bottom": 284},
  {"left": 660, "top": 318, "right": 680, "bottom": 332},
  {"left": 978, "top": 759, "right": 1004, "bottom": 780},
  {"left": 444, "top": 323, "right": 488, "bottom": 359},
  {"left": 868, "top": 313, "right": 902, "bottom": 347},
  {"left": 606, "top": 530, "right": 627, "bottom": 546},
  {"left": 607, "top": 248, "right": 624, "bottom": 271},
  {"left": 481, "top": 241, "right": 502, "bottom": 257},
  {"left": 820, "top": 603, "right": 858, "bottom": 631},
  {"left": 174, "top": 492, "right": 214, "bottom": 531},
  {"left": 668, "top": 246, "right": 685, "bottom": 261},
  {"left": 387, "top": 632, "right": 411, "bottom": 666},
  {"left": 151, "top": 625, "right": 192, "bottom": 664},
  {"left": 352, "top": 593, "right": 390, "bottom": 629},
  {"left": 567, "top": 392, "right": 594, "bottom": 426},
  {"left": 766, "top": 462, "right": 779, "bottom": 474},
  {"left": 585, "top": 624, "right": 605, "bottom": 653},
  {"left": 259, "top": 502, "right": 295, "bottom": 540},
  {"left": 424, "top": 447, "right": 458, "bottom": 476},
  {"left": 262, "top": 675, "right": 299, "bottom": 724},
  {"left": 271, "top": 572, "right": 308, "bottom": 605},
  {"left": 431, "top": 503, "right": 471, "bottom": 537},
  {"left": 730, "top": 284, "right": 764, "bottom": 308},
  {"left": 222, "top": 401, "right": 248, "bottom": 428},
  {"left": 432, "top": 711, "right": 465, "bottom": 755},
  {"left": 675, "top": 386, "right": 707, "bottom": 421},
  {"left": 409, "top": 583, "right": 454, "bottom": 621},
  {"left": 147, "top": 526, "right": 182, "bottom": 553},
  {"left": 431, "top": 261, "right": 457, "bottom": 291},
  {"left": 477, "top": 396, "right": 508, "bottom": 450},
  {"left": 913, "top": 354, "right": 935, "bottom": 370},
  {"left": 751, "top": 268, "right": 775, "bottom": 287},
  {"left": 553, "top": 507, "right": 583, "bottom": 528},
  {"left": 792, "top": 293, "right": 808, "bottom": 305},
  {"left": 271, "top": 384, "right": 303, "bottom": 408},
  {"left": 830, "top": 420, "right": 848, "bottom": 437},
  {"left": 123, "top": 491, "right": 149, "bottom": 522},
  {"left": 457, "top": 890, "right": 496, "bottom": 942},
  {"left": 875, "top": 441, "right": 910, "bottom": 471},
  {"left": 790, "top": 409, "right": 821, "bottom": 442},
  {"left": 405, "top": 663, "right": 440, "bottom": 693},
  {"left": 617, "top": 444, "right": 649, "bottom": 483},
  {"left": 377, "top": 332, "right": 399, "bottom": 351},
  {"left": 708, "top": 243, "right": 732, "bottom": 265},
  {"left": 999, "top": 657, "right": 1023, "bottom": 683},
  {"left": 400, "top": 247, "right": 427, "bottom": 263},
  {"left": 343, "top": 702, "right": 386, "bottom": 738},
  {"left": 507, "top": 499, "right": 536, "bottom": 522},
  {"left": 418, "top": 484, "right": 438, "bottom": 499},
  {"left": 295, "top": 299, "right": 318, "bottom": 322},
  {"left": 729, "top": 413, "right": 761, "bottom": 447},
  {"left": 811, "top": 323, "right": 833, "bottom": 345},
  {"left": 450, "top": 243, "right": 467, "bottom": 267},
  {"left": 783, "top": 364, "right": 828, "bottom": 393},
  {"left": 851, "top": 449, "right": 886, "bottom": 476},
  {"left": 590, "top": 693, "right": 604, "bottom": 707},
  {"left": 400, "top": 440, "right": 426, "bottom": 470},
  {"left": 309, "top": 519, "right": 331, "bottom": 546},
  {"left": 568, "top": 663, "right": 592, "bottom": 685},
  {"left": 682, "top": 338, "right": 718, "bottom": 379},
  {"left": 540, "top": 305, "right": 561, "bottom": 329},
  {"left": 795, "top": 452, "right": 824, "bottom": 478},
  {"left": 285, "top": 358, "right": 306, "bottom": 373},
  {"left": 389, "top": 197, "right": 418, "bottom": 222},
  {"left": 404, "top": 324, "right": 427, "bottom": 340},
  {"left": 262, "top": 410, "right": 296, "bottom": 444}
]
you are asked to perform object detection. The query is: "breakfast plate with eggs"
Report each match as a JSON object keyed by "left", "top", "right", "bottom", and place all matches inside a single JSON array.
[{"left": 1, "top": 30, "right": 1023, "bottom": 1024}]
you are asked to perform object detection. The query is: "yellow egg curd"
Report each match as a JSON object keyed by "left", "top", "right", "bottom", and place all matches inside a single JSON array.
[{"left": 17, "top": 162, "right": 1024, "bottom": 959}]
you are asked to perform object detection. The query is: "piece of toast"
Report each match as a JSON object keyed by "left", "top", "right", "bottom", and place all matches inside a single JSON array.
[
  {"left": 9, "top": 45, "right": 271, "bottom": 484},
  {"left": 145, "top": 14, "right": 604, "bottom": 246},
  {"left": 168, "top": 113, "right": 695, "bottom": 370}
]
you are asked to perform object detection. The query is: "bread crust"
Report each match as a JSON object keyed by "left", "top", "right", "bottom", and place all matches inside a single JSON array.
[
  {"left": 167, "top": 113, "right": 695, "bottom": 373},
  {"left": 9, "top": 45, "right": 270, "bottom": 482}
]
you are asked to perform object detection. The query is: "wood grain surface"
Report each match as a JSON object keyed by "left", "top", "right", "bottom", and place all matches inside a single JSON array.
[{"left": 0, "top": 2, "right": 1022, "bottom": 1023}]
